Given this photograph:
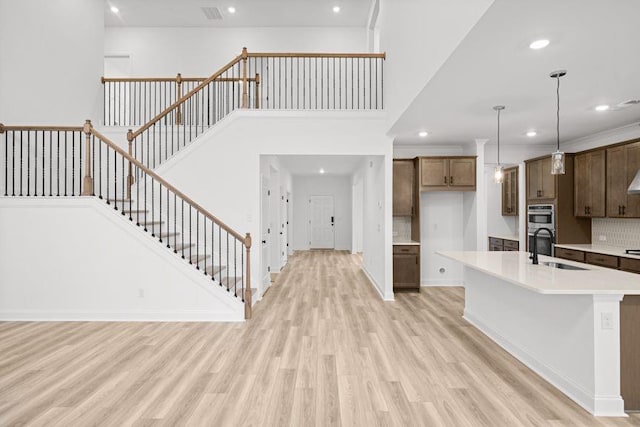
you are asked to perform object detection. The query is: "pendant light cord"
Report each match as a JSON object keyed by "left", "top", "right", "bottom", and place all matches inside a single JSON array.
[
  {"left": 556, "top": 75, "right": 560, "bottom": 151},
  {"left": 497, "top": 108, "right": 501, "bottom": 165}
]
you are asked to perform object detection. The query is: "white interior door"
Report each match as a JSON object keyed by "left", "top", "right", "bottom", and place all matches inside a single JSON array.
[
  {"left": 261, "top": 176, "right": 271, "bottom": 289},
  {"left": 309, "top": 195, "right": 335, "bottom": 249},
  {"left": 280, "top": 186, "right": 288, "bottom": 266}
]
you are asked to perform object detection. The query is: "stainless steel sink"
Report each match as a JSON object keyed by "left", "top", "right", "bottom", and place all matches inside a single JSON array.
[{"left": 542, "top": 261, "right": 589, "bottom": 271}]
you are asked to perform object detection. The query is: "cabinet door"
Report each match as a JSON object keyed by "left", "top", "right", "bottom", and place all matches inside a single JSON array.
[
  {"left": 574, "top": 153, "right": 589, "bottom": 216},
  {"left": 449, "top": 158, "right": 475, "bottom": 188},
  {"left": 589, "top": 150, "right": 606, "bottom": 217},
  {"left": 420, "top": 158, "right": 448, "bottom": 189},
  {"left": 607, "top": 146, "right": 627, "bottom": 217},
  {"left": 393, "top": 160, "right": 414, "bottom": 216},
  {"left": 540, "top": 156, "right": 556, "bottom": 199},
  {"left": 626, "top": 142, "right": 640, "bottom": 217},
  {"left": 393, "top": 253, "right": 420, "bottom": 289},
  {"left": 502, "top": 167, "right": 518, "bottom": 216},
  {"left": 527, "top": 160, "right": 540, "bottom": 200}
]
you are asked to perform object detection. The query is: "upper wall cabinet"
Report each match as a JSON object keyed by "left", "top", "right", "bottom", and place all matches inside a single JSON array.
[
  {"left": 393, "top": 159, "right": 415, "bottom": 216},
  {"left": 574, "top": 150, "right": 606, "bottom": 217},
  {"left": 502, "top": 166, "right": 518, "bottom": 216},
  {"left": 527, "top": 157, "right": 556, "bottom": 200},
  {"left": 420, "top": 157, "right": 476, "bottom": 192},
  {"left": 607, "top": 142, "right": 640, "bottom": 218}
]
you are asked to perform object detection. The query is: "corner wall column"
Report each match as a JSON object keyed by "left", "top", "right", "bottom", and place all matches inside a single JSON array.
[{"left": 475, "top": 138, "right": 489, "bottom": 251}]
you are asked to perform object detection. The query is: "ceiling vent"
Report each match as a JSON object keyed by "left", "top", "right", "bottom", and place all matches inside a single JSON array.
[{"left": 201, "top": 7, "right": 222, "bottom": 20}]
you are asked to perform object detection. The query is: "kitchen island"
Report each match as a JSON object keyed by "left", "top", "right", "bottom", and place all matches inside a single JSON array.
[{"left": 437, "top": 250, "right": 640, "bottom": 417}]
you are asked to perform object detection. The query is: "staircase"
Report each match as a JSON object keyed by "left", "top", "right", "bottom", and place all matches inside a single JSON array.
[{"left": 0, "top": 48, "right": 385, "bottom": 321}]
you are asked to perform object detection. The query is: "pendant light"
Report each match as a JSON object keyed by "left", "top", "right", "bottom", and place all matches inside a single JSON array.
[
  {"left": 549, "top": 70, "right": 567, "bottom": 175},
  {"left": 493, "top": 105, "right": 505, "bottom": 184}
]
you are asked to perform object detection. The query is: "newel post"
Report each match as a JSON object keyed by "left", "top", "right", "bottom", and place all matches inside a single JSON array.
[
  {"left": 241, "top": 47, "right": 249, "bottom": 108},
  {"left": 81, "top": 120, "right": 94, "bottom": 196},
  {"left": 127, "top": 129, "right": 134, "bottom": 200},
  {"left": 244, "top": 232, "right": 252, "bottom": 319},
  {"left": 176, "top": 73, "right": 183, "bottom": 125},
  {"left": 254, "top": 73, "right": 260, "bottom": 109}
]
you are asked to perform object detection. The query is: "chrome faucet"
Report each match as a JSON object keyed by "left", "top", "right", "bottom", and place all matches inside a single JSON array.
[{"left": 530, "top": 227, "right": 555, "bottom": 265}]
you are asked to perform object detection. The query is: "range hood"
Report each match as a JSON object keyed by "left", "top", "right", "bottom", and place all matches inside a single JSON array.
[{"left": 629, "top": 169, "right": 640, "bottom": 194}]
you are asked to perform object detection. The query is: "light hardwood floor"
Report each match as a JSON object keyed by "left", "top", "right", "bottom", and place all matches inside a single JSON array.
[{"left": 1, "top": 250, "right": 639, "bottom": 426}]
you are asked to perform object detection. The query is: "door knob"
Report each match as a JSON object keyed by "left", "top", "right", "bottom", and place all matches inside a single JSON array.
[{"left": 262, "top": 240, "right": 266, "bottom": 244}]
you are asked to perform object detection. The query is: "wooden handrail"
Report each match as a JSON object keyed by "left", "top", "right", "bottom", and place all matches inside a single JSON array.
[
  {"left": 90, "top": 127, "right": 248, "bottom": 245},
  {"left": 128, "top": 54, "right": 244, "bottom": 140},
  {"left": 0, "top": 125, "right": 83, "bottom": 133},
  {"left": 247, "top": 52, "right": 386, "bottom": 59},
  {"left": 101, "top": 76, "right": 258, "bottom": 83}
]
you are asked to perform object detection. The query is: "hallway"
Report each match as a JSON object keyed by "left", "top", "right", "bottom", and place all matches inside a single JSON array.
[{"left": 0, "top": 251, "right": 638, "bottom": 426}]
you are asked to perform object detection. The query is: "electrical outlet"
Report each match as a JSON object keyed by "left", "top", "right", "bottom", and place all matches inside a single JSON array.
[
  {"left": 598, "top": 235, "right": 607, "bottom": 242},
  {"left": 601, "top": 312, "right": 614, "bottom": 329}
]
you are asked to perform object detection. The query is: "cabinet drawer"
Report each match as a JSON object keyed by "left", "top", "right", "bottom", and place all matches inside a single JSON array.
[
  {"left": 555, "top": 247, "right": 585, "bottom": 262},
  {"left": 503, "top": 239, "right": 519, "bottom": 251},
  {"left": 586, "top": 252, "right": 619, "bottom": 269},
  {"left": 393, "top": 245, "right": 420, "bottom": 254},
  {"left": 489, "top": 237, "right": 503, "bottom": 247},
  {"left": 620, "top": 257, "right": 640, "bottom": 274}
]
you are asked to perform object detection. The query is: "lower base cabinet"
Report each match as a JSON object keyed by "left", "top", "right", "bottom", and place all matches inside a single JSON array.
[
  {"left": 488, "top": 237, "right": 519, "bottom": 251},
  {"left": 393, "top": 245, "right": 420, "bottom": 291}
]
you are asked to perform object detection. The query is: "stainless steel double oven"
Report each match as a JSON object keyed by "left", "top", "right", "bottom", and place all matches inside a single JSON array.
[{"left": 527, "top": 204, "right": 555, "bottom": 256}]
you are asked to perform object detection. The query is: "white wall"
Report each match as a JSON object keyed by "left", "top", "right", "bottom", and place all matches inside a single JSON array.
[
  {"left": 376, "top": 0, "right": 494, "bottom": 126},
  {"left": 154, "top": 110, "right": 392, "bottom": 297},
  {"left": 421, "top": 192, "right": 464, "bottom": 285},
  {"left": 0, "top": 0, "right": 104, "bottom": 124},
  {"left": 351, "top": 176, "right": 364, "bottom": 253},
  {"left": 360, "top": 155, "right": 391, "bottom": 299},
  {"left": 0, "top": 198, "right": 243, "bottom": 321},
  {"left": 291, "top": 175, "right": 352, "bottom": 251},
  {"left": 104, "top": 27, "right": 368, "bottom": 77}
]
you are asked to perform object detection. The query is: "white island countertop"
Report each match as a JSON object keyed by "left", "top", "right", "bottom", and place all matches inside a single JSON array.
[{"left": 437, "top": 250, "right": 640, "bottom": 295}]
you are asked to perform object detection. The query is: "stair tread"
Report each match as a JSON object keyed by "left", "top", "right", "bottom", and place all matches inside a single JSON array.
[
  {"left": 205, "top": 265, "right": 227, "bottom": 276},
  {"left": 157, "top": 231, "right": 180, "bottom": 237},
  {"left": 190, "top": 254, "right": 211, "bottom": 262},
  {"left": 174, "top": 243, "right": 195, "bottom": 250}
]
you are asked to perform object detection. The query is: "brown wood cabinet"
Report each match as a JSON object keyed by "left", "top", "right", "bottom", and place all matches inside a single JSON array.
[
  {"left": 502, "top": 166, "right": 518, "bottom": 216},
  {"left": 488, "top": 237, "right": 519, "bottom": 251},
  {"left": 420, "top": 157, "right": 476, "bottom": 192},
  {"left": 574, "top": 150, "right": 606, "bottom": 217},
  {"left": 607, "top": 142, "right": 640, "bottom": 218},
  {"left": 527, "top": 157, "right": 555, "bottom": 200},
  {"left": 393, "top": 245, "right": 420, "bottom": 291},
  {"left": 393, "top": 160, "right": 415, "bottom": 216}
]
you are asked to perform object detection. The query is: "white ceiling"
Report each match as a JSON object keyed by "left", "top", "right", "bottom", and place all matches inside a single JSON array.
[
  {"left": 276, "top": 155, "right": 365, "bottom": 176},
  {"left": 104, "top": 0, "right": 373, "bottom": 28},
  {"left": 391, "top": 0, "right": 640, "bottom": 147}
]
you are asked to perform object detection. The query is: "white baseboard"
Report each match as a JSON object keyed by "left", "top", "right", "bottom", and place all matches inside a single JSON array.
[
  {"left": 361, "top": 267, "right": 394, "bottom": 301},
  {"left": 421, "top": 279, "right": 464, "bottom": 287},
  {"left": 0, "top": 309, "right": 244, "bottom": 322},
  {"left": 464, "top": 310, "right": 626, "bottom": 417}
]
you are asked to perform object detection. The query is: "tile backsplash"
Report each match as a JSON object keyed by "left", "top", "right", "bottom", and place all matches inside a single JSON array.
[
  {"left": 393, "top": 216, "right": 412, "bottom": 240},
  {"left": 592, "top": 218, "right": 640, "bottom": 248}
]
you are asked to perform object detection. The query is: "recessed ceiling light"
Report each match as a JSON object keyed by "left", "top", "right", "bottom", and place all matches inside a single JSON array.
[
  {"left": 319, "top": 168, "right": 325, "bottom": 174},
  {"left": 529, "top": 39, "right": 550, "bottom": 50},
  {"left": 227, "top": 6, "right": 236, "bottom": 14},
  {"left": 333, "top": 6, "right": 341, "bottom": 13},
  {"left": 110, "top": 5, "right": 119, "bottom": 13},
  {"left": 595, "top": 104, "right": 610, "bottom": 112},
  {"left": 418, "top": 131, "right": 428, "bottom": 138},
  {"left": 526, "top": 130, "right": 537, "bottom": 137}
]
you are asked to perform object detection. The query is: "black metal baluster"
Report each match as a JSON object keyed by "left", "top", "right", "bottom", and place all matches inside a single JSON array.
[
  {"left": 26, "top": 131, "right": 30, "bottom": 196},
  {"left": 56, "top": 132, "right": 60, "bottom": 196},
  {"left": 143, "top": 169, "right": 147, "bottom": 231},
  {"left": 211, "top": 221, "right": 215, "bottom": 280},
  {"left": 166, "top": 187, "right": 170, "bottom": 248},
  {"left": 196, "top": 212, "right": 199, "bottom": 269},
  {"left": 98, "top": 136, "right": 103, "bottom": 198},
  {"left": 71, "top": 132, "right": 75, "bottom": 196},
  {"left": 381, "top": 59, "right": 384, "bottom": 109},
  {"left": 79, "top": 130, "right": 83, "bottom": 196},
  {"left": 203, "top": 218, "right": 207, "bottom": 274},
  {"left": 11, "top": 131, "right": 15, "bottom": 196},
  {"left": 189, "top": 206, "right": 192, "bottom": 263},
  {"left": 151, "top": 177, "right": 154, "bottom": 235},
  {"left": 218, "top": 226, "right": 222, "bottom": 285},
  {"left": 136, "top": 164, "right": 140, "bottom": 225},
  {"left": 121, "top": 155, "right": 125, "bottom": 215},
  {"left": 159, "top": 180, "right": 162, "bottom": 242},
  {"left": 226, "top": 232, "right": 229, "bottom": 291},
  {"left": 173, "top": 193, "right": 177, "bottom": 252},
  {"left": 4, "top": 131, "right": 7, "bottom": 196},
  {"left": 333, "top": 58, "right": 336, "bottom": 109},
  {"left": 181, "top": 200, "right": 185, "bottom": 258},
  {"left": 63, "top": 132, "right": 67, "bottom": 196},
  {"left": 91, "top": 136, "right": 95, "bottom": 197},
  {"left": 105, "top": 142, "right": 109, "bottom": 202},
  {"left": 113, "top": 148, "right": 117, "bottom": 210},
  {"left": 369, "top": 58, "right": 372, "bottom": 109},
  {"left": 49, "top": 132, "right": 53, "bottom": 196},
  {"left": 234, "top": 238, "right": 237, "bottom": 296},
  {"left": 315, "top": 57, "right": 318, "bottom": 109}
]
